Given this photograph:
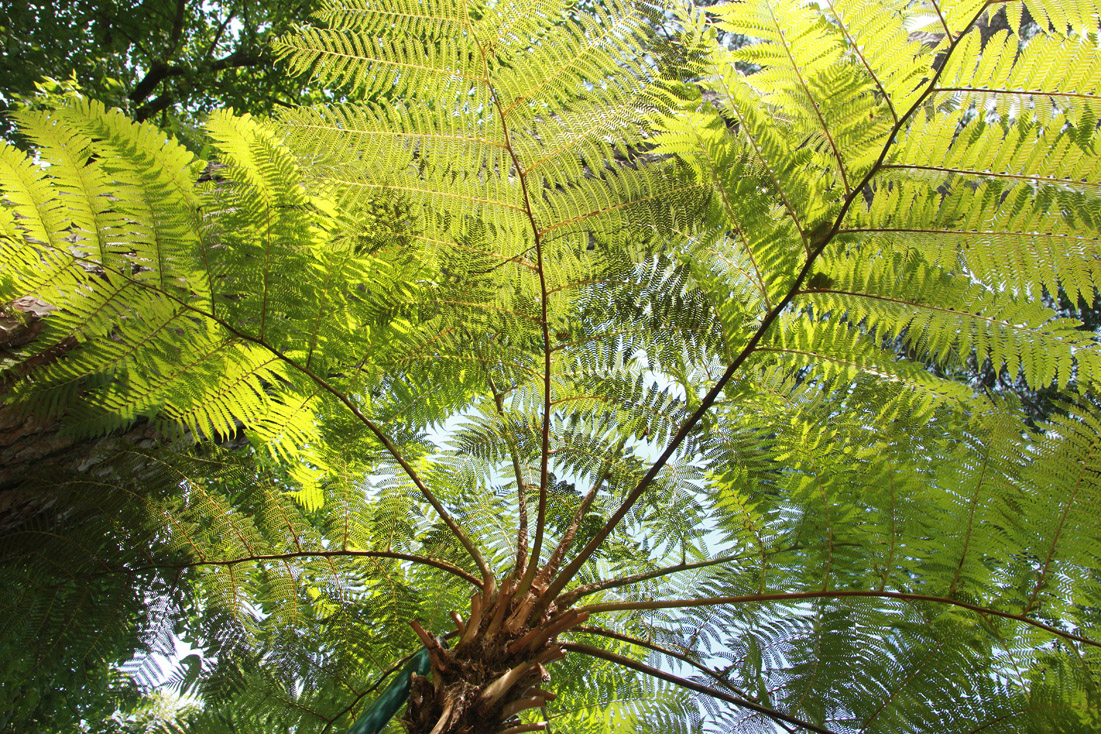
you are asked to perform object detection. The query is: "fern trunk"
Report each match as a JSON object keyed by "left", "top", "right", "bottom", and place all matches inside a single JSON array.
[{"left": 403, "top": 585, "right": 577, "bottom": 734}]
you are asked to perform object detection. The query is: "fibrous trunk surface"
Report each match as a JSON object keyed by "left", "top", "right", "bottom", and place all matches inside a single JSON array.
[{"left": 404, "top": 580, "right": 587, "bottom": 734}]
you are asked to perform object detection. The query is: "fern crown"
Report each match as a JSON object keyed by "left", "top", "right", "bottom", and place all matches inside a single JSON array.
[{"left": 2, "top": 0, "right": 1101, "bottom": 731}]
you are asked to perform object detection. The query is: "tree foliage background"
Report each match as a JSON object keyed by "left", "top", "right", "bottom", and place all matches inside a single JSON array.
[
  {"left": 0, "top": 0, "right": 320, "bottom": 142},
  {"left": 1, "top": 0, "right": 1101, "bottom": 732}
]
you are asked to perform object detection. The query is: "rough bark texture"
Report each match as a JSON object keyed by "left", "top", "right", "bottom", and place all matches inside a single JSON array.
[
  {"left": 1, "top": 298, "right": 75, "bottom": 517},
  {"left": 0, "top": 298, "right": 160, "bottom": 521}
]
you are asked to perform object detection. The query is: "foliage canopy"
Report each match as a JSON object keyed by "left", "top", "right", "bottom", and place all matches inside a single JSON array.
[
  {"left": 1, "top": 0, "right": 1101, "bottom": 731},
  {"left": 0, "top": 0, "right": 320, "bottom": 142}
]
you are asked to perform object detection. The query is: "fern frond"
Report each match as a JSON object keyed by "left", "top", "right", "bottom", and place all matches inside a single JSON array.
[
  {"left": 757, "top": 314, "right": 975, "bottom": 403},
  {"left": 0, "top": 139, "right": 70, "bottom": 250},
  {"left": 806, "top": 250, "right": 1101, "bottom": 387},
  {"left": 317, "top": 0, "right": 468, "bottom": 39},
  {"left": 274, "top": 27, "right": 482, "bottom": 98},
  {"left": 937, "top": 29, "right": 1101, "bottom": 121},
  {"left": 5, "top": 0, "right": 1101, "bottom": 729}
]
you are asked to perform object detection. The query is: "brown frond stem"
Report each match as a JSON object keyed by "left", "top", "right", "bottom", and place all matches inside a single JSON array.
[
  {"left": 468, "top": 24, "right": 552, "bottom": 602},
  {"left": 512, "top": 158, "right": 551, "bottom": 600},
  {"left": 537, "top": 432, "right": 631, "bottom": 586},
  {"left": 459, "top": 591, "right": 485, "bottom": 648},
  {"left": 449, "top": 611, "right": 466, "bottom": 637},
  {"left": 557, "top": 551, "right": 759, "bottom": 607},
  {"left": 507, "top": 610, "right": 589, "bottom": 655},
  {"left": 404, "top": 621, "right": 565, "bottom": 732},
  {"left": 538, "top": 1, "right": 996, "bottom": 607},
  {"left": 485, "top": 579, "right": 520, "bottom": 642},
  {"left": 573, "top": 625, "right": 758, "bottom": 704},
  {"left": 82, "top": 549, "right": 482, "bottom": 587},
  {"left": 581, "top": 589, "right": 1100, "bottom": 649},
  {"left": 488, "top": 371, "right": 531, "bottom": 573},
  {"left": 560, "top": 642, "right": 838, "bottom": 734}
]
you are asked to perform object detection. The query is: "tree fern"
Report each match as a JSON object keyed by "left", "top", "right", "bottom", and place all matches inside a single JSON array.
[{"left": 2, "top": 0, "right": 1101, "bottom": 732}]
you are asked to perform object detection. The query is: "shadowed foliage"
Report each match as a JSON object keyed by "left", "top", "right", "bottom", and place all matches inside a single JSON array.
[{"left": 0, "top": 0, "right": 322, "bottom": 143}]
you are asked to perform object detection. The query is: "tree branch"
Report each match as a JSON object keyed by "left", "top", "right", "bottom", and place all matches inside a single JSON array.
[
  {"left": 129, "top": 47, "right": 261, "bottom": 112},
  {"left": 557, "top": 551, "right": 761, "bottom": 607},
  {"left": 209, "top": 47, "right": 262, "bottom": 73},
  {"left": 129, "top": 61, "right": 184, "bottom": 105},
  {"left": 168, "top": 0, "right": 188, "bottom": 56},
  {"left": 560, "top": 642, "right": 837, "bottom": 733},
  {"left": 81, "top": 549, "right": 482, "bottom": 587},
  {"left": 206, "top": 9, "right": 236, "bottom": 59},
  {"left": 136, "top": 93, "right": 174, "bottom": 122},
  {"left": 581, "top": 590, "right": 1101, "bottom": 649}
]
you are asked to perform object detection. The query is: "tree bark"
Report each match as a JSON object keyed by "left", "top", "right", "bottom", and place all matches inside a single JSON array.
[{"left": 0, "top": 299, "right": 159, "bottom": 520}]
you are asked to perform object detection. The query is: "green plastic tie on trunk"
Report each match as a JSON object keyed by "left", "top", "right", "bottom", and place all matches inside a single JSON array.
[{"left": 348, "top": 646, "right": 432, "bottom": 734}]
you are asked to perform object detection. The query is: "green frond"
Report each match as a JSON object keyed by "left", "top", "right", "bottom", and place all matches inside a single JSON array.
[
  {"left": 1016, "top": 405, "right": 1101, "bottom": 622},
  {"left": 274, "top": 26, "right": 481, "bottom": 98},
  {"left": 819, "top": 0, "right": 929, "bottom": 120},
  {"left": 0, "top": 138, "right": 70, "bottom": 250},
  {"left": 547, "top": 636, "right": 699, "bottom": 734},
  {"left": 55, "top": 98, "right": 206, "bottom": 296},
  {"left": 316, "top": 0, "right": 468, "bottom": 39},
  {"left": 757, "top": 313, "right": 975, "bottom": 403},
  {"left": 1020, "top": 0, "right": 1101, "bottom": 36},
  {"left": 937, "top": 29, "right": 1101, "bottom": 121},
  {"left": 807, "top": 250, "right": 1101, "bottom": 388},
  {"left": 1, "top": 103, "right": 405, "bottom": 499},
  {"left": 922, "top": 0, "right": 990, "bottom": 34},
  {"left": 491, "top": 1, "right": 652, "bottom": 112},
  {"left": 14, "top": 111, "right": 120, "bottom": 263}
]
